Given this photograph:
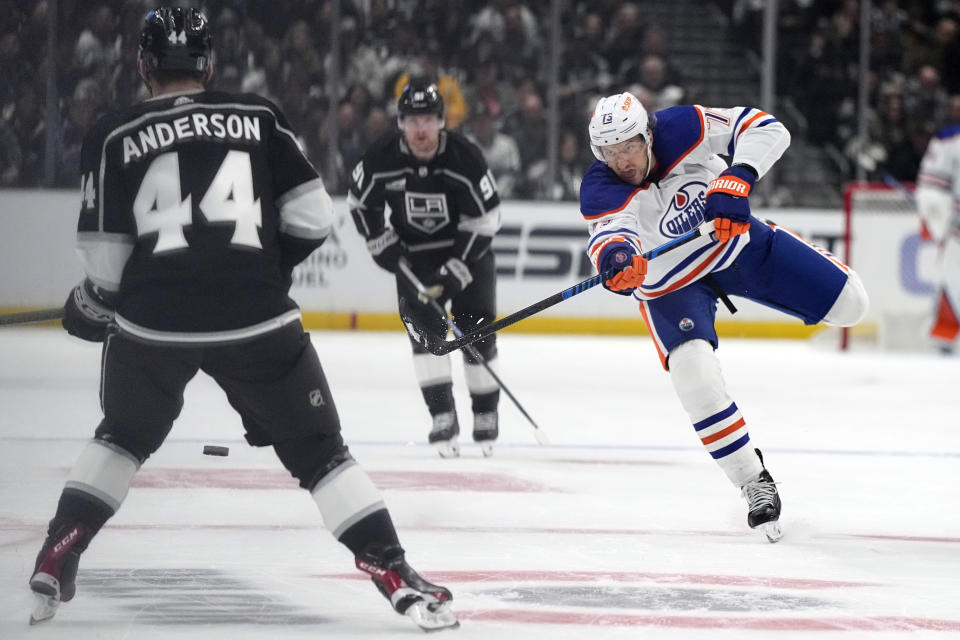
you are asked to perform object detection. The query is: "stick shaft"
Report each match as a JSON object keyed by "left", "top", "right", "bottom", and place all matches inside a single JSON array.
[
  {"left": 431, "top": 223, "right": 710, "bottom": 355},
  {"left": 0, "top": 307, "right": 64, "bottom": 327}
]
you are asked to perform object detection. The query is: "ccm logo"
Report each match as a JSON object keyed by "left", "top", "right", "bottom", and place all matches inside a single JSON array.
[
  {"left": 357, "top": 560, "right": 387, "bottom": 576},
  {"left": 53, "top": 528, "right": 80, "bottom": 553}
]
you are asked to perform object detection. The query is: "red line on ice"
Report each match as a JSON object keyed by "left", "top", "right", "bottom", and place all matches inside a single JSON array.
[
  {"left": 315, "top": 569, "right": 877, "bottom": 589},
  {"left": 457, "top": 610, "right": 960, "bottom": 631},
  {"left": 127, "top": 468, "right": 557, "bottom": 492}
]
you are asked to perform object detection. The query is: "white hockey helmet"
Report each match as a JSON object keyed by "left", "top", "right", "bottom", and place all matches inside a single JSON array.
[{"left": 588, "top": 92, "right": 650, "bottom": 161}]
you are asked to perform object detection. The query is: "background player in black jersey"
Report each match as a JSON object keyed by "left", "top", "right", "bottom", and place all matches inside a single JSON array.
[
  {"left": 348, "top": 79, "right": 504, "bottom": 458},
  {"left": 27, "top": 7, "right": 457, "bottom": 631}
]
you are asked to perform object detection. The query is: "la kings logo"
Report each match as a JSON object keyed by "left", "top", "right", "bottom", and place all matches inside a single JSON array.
[{"left": 405, "top": 191, "right": 449, "bottom": 234}]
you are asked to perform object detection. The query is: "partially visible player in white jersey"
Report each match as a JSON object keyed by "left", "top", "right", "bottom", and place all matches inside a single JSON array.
[
  {"left": 579, "top": 92, "right": 869, "bottom": 542},
  {"left": 915, "top": 114, "right": 960, "bottom": 351}
]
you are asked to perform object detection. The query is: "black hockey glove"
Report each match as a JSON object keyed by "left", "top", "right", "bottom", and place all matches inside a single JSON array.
[
  {"left": 420, "top": 258, "right": 473, "bottom": 304},
  {"left": 367, "top": 228, "right": 406, "bottom": 274},
  {"left": 62, "top": 278, "right": 116, "bottom": 343}
]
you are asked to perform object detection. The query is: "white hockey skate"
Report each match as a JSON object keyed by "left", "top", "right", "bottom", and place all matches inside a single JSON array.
[
  {"left": 741, "top": 450, "right": 783, "bottom": 543},
  {"left": 356, "top": 548, "right": 459, "bottom": 632},
  {"left": 472, "top": 411, "right": 498, "bottom": 457},
  {"left": 429, "top": 412, "right": 460, "bottom": 459}
]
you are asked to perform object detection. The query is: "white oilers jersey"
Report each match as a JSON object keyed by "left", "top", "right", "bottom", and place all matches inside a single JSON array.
[
  {"left": 579, "top": 105, "right": 790, "bottom": 301},
  {"left": 916, "top": 123, "right": 960, "bottom": 242}
]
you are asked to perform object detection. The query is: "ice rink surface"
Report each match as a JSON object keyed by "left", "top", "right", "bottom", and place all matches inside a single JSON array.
[{"left": 1, "top": 327, "right": 958, "bottom": 639}]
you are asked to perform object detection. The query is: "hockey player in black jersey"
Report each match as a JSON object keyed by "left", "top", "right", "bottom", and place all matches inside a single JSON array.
[
  {"left": 348, "top": 79, "right": 504, "bottom": 458},
  {"left": 28, "top": 7, "right": 457, "bottom": 631}
]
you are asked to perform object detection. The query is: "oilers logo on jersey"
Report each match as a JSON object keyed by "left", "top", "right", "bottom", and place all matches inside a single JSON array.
[{"left": 661, "top": 181, "right": 707, "bottom": 237}]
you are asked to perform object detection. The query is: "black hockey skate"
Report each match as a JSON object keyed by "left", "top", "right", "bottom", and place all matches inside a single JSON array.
[
  {"left": 356, "top": 547, "right": 459, "bottom": 631},
  {"left": 740, "top": 449, "right": 782, "bottom": 543},
  {"left": 28, "top": 522, "right": 87, "bottom": 625},
  {"left": 429, "top": 411, "right": 460, "bottom": 459},
  {"left": 472, "top": 411, "right": 498, "bottom": 457}
]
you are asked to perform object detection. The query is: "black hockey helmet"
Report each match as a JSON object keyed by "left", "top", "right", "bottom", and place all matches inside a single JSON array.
[
  {"left": 398, "top": 78, "right": 444, "bottom": 120},
  {"left": 139, "top": 7, "right": 212, "bottom": 75}
]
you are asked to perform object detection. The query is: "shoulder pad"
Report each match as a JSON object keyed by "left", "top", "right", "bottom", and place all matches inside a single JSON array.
[
  {"left": 649, "top": 105, "right": 704, "bottom": 178},
  {"left": 440, "top": 131, "right": 488, "bottom": 178},
  {"left": 936, "top": 123, "right": 960, "bottom": 140},
  {"left": 580, "top": 160, "right": 641, "bottom": 219}
]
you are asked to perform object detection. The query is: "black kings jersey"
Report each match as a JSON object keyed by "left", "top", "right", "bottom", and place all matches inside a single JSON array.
[
  {"left": 75, "top": 90, "right": 334, "bottom": 343},
  {"left": 347, "top": 130, "right": 501, "bottom": 265}
]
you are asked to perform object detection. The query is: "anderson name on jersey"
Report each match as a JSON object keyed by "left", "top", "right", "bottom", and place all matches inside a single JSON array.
[
  {"left": 580, "top": 105, "right": 790, "bottom": 300},
  {"left": 75, "top": 91, "right": 334, "bottom": 343},
  {"left": 347, "top": 130, "right": 501, "bottom": 265}
]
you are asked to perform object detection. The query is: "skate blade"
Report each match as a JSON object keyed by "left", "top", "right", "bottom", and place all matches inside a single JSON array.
[
  {"left": 406, "top": 600, "right": 460, "bottom": 632},
  {"left": 757, "top": 520, "right": 783, "bottom": 543},
  {"left": 479, "top": 441, "right": 494, "bottom": 457},
  {"left": 433, "top": 439, "right": 460, "bottom": 459},
  {"left": 29, "top": 593, "right": 59, "bottom": 625}
]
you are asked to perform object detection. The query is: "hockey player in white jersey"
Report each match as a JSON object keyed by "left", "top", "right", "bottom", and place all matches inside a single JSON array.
[
  {"left": 580, "top": 92, "right": 869, "bottom": 542},
  {"left": 915, "top": 119, "right": 960, "bottom": 351}
]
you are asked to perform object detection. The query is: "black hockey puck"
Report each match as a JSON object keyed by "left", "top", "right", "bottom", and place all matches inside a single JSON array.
[{"left": 202, "top": 445, "right": 230, "bottom": 457}]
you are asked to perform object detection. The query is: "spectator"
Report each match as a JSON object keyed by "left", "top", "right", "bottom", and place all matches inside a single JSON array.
[
  {"left": 364, "top": 105, "right": 390, "bottom": 144},
  {"left": 604, "top": 3, "right": 645, "bottom": 78},
  {"left": 72, "top": 4, "right": 120, "bottom": 75},
  {"left": 0, "top": 116, "right": 22, "bottom": 187},
  {"left": 529, "top": 129, "right": 589, "bottom": 201},
  {"left": 393, "top": 46, "right": 468, "bottom": 129},
  {"left": 9, "top": 84, "right": 46, "bottom": 186},
  {"left": 904, "top": 64, "right": 949, "bottom": 138},
  {"left": 505, "top": 89, "right": 547, "bottom": 196},
  {"left": 465, "top": 101, "right": 521, "bottom": 198},
  {"left": 56, "top": 78, "right": 103, "bottom": 188},
  {"left": 626, "top": 55, "right": 685, "bottom": 111}
]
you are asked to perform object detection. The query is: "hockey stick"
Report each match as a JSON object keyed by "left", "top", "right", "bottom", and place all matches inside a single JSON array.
[
  {"left": 410, "top": 222, "right": 715, "bottom": 356},
  {"left": 398, "top": 260, "right": 548, "bottom": 445},
  {"left": 882, "top": 172, "right": 917, "bottom": 205},
  {"left": 0, "top": 307, "right": 64, "bottom": 327}
]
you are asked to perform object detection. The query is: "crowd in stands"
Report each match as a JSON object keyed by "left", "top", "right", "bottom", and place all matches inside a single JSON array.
[
  {"left": 730, "top": 0, "right": 960, "bottom": 182},
  {"left": 2, "top": 0, "right": 959, "bottom": 200}
]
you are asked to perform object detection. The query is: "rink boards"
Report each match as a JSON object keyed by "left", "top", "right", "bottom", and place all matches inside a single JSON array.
[{"left": 0, "top": 190, "right": 937, "bottom": 338}]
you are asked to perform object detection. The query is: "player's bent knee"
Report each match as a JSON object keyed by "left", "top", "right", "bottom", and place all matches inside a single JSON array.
[
  {"left": 823, "top": 270, "right": 869, "bottom": 327},
  {"left": 273, "top": 432, "right": 348, "bottom": 490},
  {"left": 92, "top": 420, "right": 168, "bottom": 464},
  {"left": 64, "top": 437, "right": 141, "bottom": 512},
  {"left": 668, "top": 339, "right": 731, "bottom": 418}
]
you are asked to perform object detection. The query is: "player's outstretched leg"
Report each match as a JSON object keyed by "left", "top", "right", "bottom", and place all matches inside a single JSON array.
[
  {"left": 356, "top": 545, "right": 459, "bottom": 631},
  {"left": 740, "top": 449, "right": 782, "bottom": 543},
  {"left": 429, "top": 411, "right": 460, "bottom": 458},
  {"left": 472, "top": 410, "right": 498, "bottom": 457},
  {"left": 28, "top": 522, "right": 89, "bottom": 625}
]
